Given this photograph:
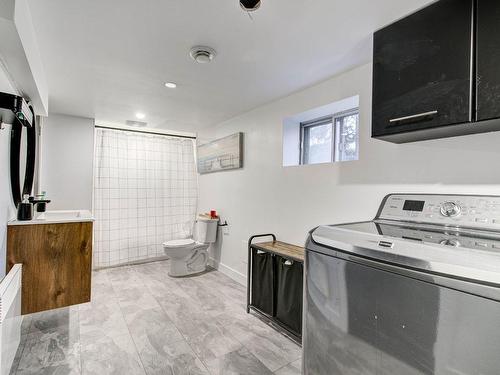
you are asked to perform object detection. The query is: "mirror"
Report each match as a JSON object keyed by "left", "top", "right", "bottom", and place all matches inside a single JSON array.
[
  {"left": 19, "top": 126, "right": 27, "bottom": 193},
  {"left": 10, "top": 106, "right": 36, "bottom": 207}
]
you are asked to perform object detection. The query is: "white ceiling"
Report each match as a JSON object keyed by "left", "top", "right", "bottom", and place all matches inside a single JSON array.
[{"left": 27, "top": 0, "right": 433, "bottom": 132}]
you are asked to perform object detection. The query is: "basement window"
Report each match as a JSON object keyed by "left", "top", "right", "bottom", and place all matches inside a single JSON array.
[
  {"left": 301, "top": 116, "right": 333, "bottom": 164},
  {"left": 282, "top": 95, "right": 359, "bottom": 167},
  {"left": 301, "top": 109, "right": 359, "bottom": 164}
]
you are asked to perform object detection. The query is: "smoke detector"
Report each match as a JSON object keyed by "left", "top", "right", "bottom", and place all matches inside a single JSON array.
[
  {"left": 190, "top": 46, "right": 216, "bottom": 64},
  {"left": 240, "top": 0, "right": 261, "bottom": 11}
]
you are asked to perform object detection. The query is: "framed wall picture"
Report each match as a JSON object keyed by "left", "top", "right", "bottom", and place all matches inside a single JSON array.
[{"left": 197, "top": 133, "right": 243, "bottom": 174}]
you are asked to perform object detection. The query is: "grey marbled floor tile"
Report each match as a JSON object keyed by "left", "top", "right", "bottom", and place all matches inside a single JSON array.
[
  {"left": 133, "top": 261, "right": 170, "bottom": 278},
  {"left": 79, "top": 287, "right": 119, "bottom": 310},
  {"left": 81, "top": 333, "right": 139, "bottom": 363},
  {"left": 17, "top": 329, "right": 80, "bottom": 372},
  {"left": 91, "top": 270, "right": 110, "bottom": 284},
  {"left": 86, "top": 290, "right": 119, "bottom": 306},
  {"left": 16, "top": 362, "right": 81, "bottom": 375},
  {"left": 180, "top": 283, "right": 236, "bottom": 317},
  {"left": 214, "top": 313, "right": 301, "bottom": 372},
  {"left": 123, "top": 306, "right": 184, "bottom": 345},
  {"left": 29, "top": 307, "right": 79, "bottom": 336},
  {"left": 21, "top": 315, "right": 33, "bottom": 336},
  {"left": 79, "top": 302, "right": 129, "bottom": 343},
  {"left": 9, "top": 332, "right": 28, "bottom": 375},
  {"left": 205, "top": 347, "right": 273, "bottom": 375},
  {"left": 141, "top": 278, "right": 170, "bottom": 298},
  {"left": 145, "top": 278, "right": 191, "bottom": 304},
  {"left": 115, "top": 287, "right": 160, "bottom": 310},
  {"left": 134, "top": 332, "right": 208, "bottom": 375},
  {"left": 13, "top": 261, "right": 299, "bottom": 375},
  {"left": 274, "top": 359, "right": 302, "bottom": 375},
  {"left": 106, "top": 266, "right": 143, "bottom": 287},
  {"left": 88, "top": 279, "right": 116, "bottom": 305},
  {"left": 194, "top": 271, "right": 246, "bottom": 304},
  {"left": 178, "top": 319, "right": 242, "bottom": 364},
  {"left": 27, "top": 323, "right": 80, "bottom": 347},
  {"left": 155, "top": 293, "right": 208, "bottom": 328},
  {"left": 239, "top": 333, "right": 300, "bottom": 372},
  {"left": 81, "top": 352, "right": 145, "bottom": 375}
]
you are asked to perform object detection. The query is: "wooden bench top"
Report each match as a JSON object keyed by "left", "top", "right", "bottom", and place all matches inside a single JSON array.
[{"left": 250, "top": 241, "right": 305, "bottom": 262}]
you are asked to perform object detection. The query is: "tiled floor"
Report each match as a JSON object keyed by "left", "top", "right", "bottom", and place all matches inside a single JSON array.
[{"left": 10, "top": 260, "right": 302, "bottom": 375}]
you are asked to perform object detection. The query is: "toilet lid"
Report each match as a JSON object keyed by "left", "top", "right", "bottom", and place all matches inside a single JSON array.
[{"left": 163, "top": 238, "right": 195, "bottom": 248}]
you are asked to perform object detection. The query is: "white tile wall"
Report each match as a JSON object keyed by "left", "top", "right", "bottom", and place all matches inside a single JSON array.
[{"left": 93, "top": 129, "right": 198, "bottom": 268}]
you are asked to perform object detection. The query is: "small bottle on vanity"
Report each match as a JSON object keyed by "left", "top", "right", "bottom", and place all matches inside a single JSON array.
[{"left": 17, "top": 194, "right": 33, "bottom": 221}]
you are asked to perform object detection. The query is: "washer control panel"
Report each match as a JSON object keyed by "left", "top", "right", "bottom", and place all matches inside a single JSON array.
[
  {"left": 378, "top": 194, "right": 500, "bottom": 230},
  {"left": 377, "top": 223, "right": 500, "bottom": 251}
]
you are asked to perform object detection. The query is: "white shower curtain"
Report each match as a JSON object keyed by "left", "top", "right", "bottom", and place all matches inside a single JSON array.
[{"left": 93, "top": 128, "right": 198, "bottom": 269}]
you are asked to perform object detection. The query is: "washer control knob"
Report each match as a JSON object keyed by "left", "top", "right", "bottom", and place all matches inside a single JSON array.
[{"left": 440, "top": 201, "right": 461, "bottom": 217}]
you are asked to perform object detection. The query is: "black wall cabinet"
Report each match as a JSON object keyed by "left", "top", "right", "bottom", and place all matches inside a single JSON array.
[
  {"left": 476, "top": 0, "right": 500, "bottom": 121},
  {"left": 372, "top": 0, "right": 473, "bottom": 142},
  {"left": 373, "top": 0, "right": 500, "bottom": 143}
]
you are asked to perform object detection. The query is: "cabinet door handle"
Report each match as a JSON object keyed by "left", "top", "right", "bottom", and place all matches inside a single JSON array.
[
  {"left": 284, "top": 260, "right": 293, "bottom": 266},
  {"left": 389, "top": 110, "right": 438, "bottom": 125}
]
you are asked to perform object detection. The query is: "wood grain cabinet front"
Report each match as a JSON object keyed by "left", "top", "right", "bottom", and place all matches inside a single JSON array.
[{"left": 7, "top": 222, "right": 92, "bottom": 315}]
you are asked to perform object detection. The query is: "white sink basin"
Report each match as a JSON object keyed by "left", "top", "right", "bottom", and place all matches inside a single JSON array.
[{"left": 9, "top": 210, "right": 94, "bottom": 226}]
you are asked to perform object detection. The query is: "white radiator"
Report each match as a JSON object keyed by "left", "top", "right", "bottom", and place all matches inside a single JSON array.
[{"left": 0, "top": 265, "right": 22, "bottom": 375}]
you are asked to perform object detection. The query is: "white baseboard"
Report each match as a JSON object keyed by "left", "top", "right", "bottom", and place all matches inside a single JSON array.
[{"left": 208, "top": 258, "right": 246, "bottom": 286}]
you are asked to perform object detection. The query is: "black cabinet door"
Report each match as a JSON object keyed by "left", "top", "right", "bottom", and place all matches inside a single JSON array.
[
  {"left": 477, "top": 0, "right": 500, "bottom": 121},
  {"left": 372, "top": 0, "right": 473, "bottom": 138},
  {"left": 275, "top": 256, "right": 303, "bottom": 336},
  {"left": 250, "top": 249, "right": 274, "bottom": 316}
]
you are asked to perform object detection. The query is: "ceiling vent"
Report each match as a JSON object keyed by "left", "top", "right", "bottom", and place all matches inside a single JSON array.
[
  {"left": 189, "top": 46, "right": 216, "bottom": 64},
  {"left": 126, "top": 120, "right": 147, "bottom": 127}
]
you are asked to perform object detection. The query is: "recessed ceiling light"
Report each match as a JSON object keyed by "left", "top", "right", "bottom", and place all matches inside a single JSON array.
[
  {"left": 164, "top": 82, "right": 177, "bottom": 88},
  {"left": 135, "top": 112, "right": 146, "bottom": 120}
]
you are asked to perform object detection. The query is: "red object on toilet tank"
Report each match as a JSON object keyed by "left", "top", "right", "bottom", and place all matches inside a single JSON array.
[{"left": 210, "top": 210, "right": 217, "bottom": 219}]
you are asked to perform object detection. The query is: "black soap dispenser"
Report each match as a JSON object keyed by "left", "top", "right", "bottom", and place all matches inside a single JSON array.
[{"left": 17, "top": 194, "right": 33, "bottom": 221}]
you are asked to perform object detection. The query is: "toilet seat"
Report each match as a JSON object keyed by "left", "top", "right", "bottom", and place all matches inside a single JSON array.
[{"left": 163, "top": 239, "right": 195, "bottom": 248}]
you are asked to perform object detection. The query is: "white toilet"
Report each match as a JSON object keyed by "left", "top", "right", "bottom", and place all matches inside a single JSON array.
[{"left": 163, "top": 217, "right": 218, "bottom": 277}]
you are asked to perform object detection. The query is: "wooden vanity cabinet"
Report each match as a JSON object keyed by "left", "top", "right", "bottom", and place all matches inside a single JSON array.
[{"left": 7, "top": 221, "right": 92, "bottom": 314}]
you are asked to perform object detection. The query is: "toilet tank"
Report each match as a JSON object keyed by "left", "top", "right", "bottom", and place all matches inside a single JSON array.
[{"left": 196, "top": 217, "right": 218, "bottom": 243}]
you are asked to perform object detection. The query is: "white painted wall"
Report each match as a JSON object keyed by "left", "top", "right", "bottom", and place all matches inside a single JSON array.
[
  {"left": 40, "top": 113, "right": 94, "bottom": 210},
  {"left": 198, "top": 63, "right": 500, "bottom": 285},
  {"left": 0, "top": 66, "right": 18, "bottom": 279}
]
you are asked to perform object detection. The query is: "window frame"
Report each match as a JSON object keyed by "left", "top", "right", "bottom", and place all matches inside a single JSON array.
[
  {"left": 333, "top": 108, "right": 360, "bottom": 162},
  {"left": 299, "top": 115, "right": 334, "bottom": 165},
  {"left": 299, "top": 108, "right": 359, "bottom": 165}
]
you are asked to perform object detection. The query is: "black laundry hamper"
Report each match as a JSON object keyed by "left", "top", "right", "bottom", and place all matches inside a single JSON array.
[
  {"left": 250, "top": 248, "right": 275, "bottom": 316},
  {"left": 275, "top": 256, "right": 303, "bottom": 335}
]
